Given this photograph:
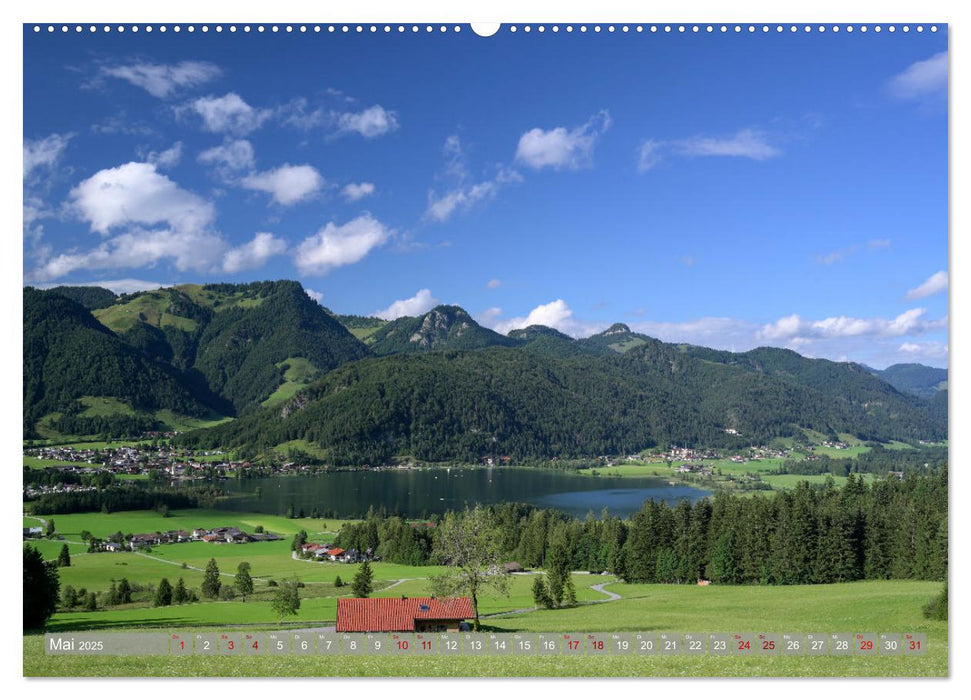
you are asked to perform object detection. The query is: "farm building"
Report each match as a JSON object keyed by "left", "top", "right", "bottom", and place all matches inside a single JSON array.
[{"left": 336, "top": 596, "right": 474, "bottom": 633}]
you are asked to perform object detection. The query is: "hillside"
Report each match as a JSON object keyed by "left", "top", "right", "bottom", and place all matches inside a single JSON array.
[
  {"left": 179, "top": 338, "right": 946, "bottom": 464},
  {"left": 26, "top": 280, "right": 947, "bottom": 451},
  {"left": 867, "top": 363, "right": 948, "bottom": 399},
  {"left": 23, "top": 288, "right": 225, "bottom": 438},
  {"left": 368, "top": 305, "right": 520, "bottom": 356},
  {"left": 91, "top": 281, "right": 370, "bottom": 415}
]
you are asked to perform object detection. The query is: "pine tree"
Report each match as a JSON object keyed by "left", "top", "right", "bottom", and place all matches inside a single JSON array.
[
  {"left": 155, "top": 578, "right": 173, "bottom": 607},
  {"left": 334, "top": 575, "right": 343, "bottom": 588},
  {"left": 202, "top": 558, "right": 221, "bottom": 599},
  {"left": 118, "top": 578, "right": 132, "bottom": 604},
  {"left": 173, "top": 578, "right": 188, "bottom": 604},
  {"left": 235, "top": 562, "right": 254, "bottom": 600},
  {"left": 23, "top": 545, "right": 60, "bottom": 629},
  {"left": 352, "top": 561, "right": 373, "bottom": 598},
  {"left": 563, "top": 573, "right": 577, "bottom": 607},
  {"left": 84, "top": 592, "right": 97, "bottom": 611},
  {"left": 57, "top": 544, "right": 71, "bottom": 567},
  {"left": 61, "top": 585, "right": 77, "bottom": 608},
  {"left": 107, "top": 581, "right": 119, "bottom": 605},
  {"left": 45, "top": 519, "right": 56, "bottom": 538},
  {"left": 532, "top": 575, "right": 552, "bottom": 609}
]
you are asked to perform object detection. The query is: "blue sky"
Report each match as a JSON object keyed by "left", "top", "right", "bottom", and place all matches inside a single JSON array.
[{"left": 22, "top": 25, "right": 948, "bottom": 368}]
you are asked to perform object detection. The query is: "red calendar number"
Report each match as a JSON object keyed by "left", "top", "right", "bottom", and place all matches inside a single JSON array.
[
  {"left": 859, "top": 640, "right": 873, "bottom": 651},
  {"left": 762, "top": 640, "right": 775, "bottom": 651},
  {"left": 592, "top": 641, "right": 604, "bottom": 650},
  {"left": 568, "top": 640, "right": 580, "bottom": 650},
  {"left": 738, "top": 640, "right": 750, "bottom": 651},
  {"left": 421, "top": 640, "right": 432, "bottom": 650},
  {"left": 909, "top": 640, "right": 921, "bottom": 651},
  {"left": 397, "top": 640, "right": 410, "bottom": 650},
  {"left": 227, "top": 640, "right": 235, "bottom": 650}
]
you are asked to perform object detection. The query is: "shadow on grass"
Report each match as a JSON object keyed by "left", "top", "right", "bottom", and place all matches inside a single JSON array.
[{"left": 44, "top": 617, "right": 194, "bottom": 632}]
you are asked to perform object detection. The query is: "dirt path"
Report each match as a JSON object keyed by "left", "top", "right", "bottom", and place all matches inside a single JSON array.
[
  {"left": 590, "top": 581, "right": 622, "bottom": 601},
  {"left": 130, "top": 550, "right": 268, "bottom": 583}
]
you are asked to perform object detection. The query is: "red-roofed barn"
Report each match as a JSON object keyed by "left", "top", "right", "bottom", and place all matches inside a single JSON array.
[{"left": 336, "top": 597, "right": 474, "bottom": 633}]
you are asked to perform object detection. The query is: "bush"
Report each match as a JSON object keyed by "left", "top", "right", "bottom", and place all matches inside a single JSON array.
[
  {"left": 219, "top": 586, "right": 236, "bottom": 601},
  {"left": 923, "top": 582, "right": 948, "bottom": 621}
]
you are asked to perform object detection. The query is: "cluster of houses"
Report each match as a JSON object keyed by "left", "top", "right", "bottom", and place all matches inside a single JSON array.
[
  {"left": 299, "top": 542, "right": 372, "bottom": 564},
  {"left": 676, "top": 463, "right": 715, "bottom": 476},
  {"left": 23, "top": 482, "right": 98, "bottom": 498},
  {"left": 94, "top": 526, "right": 281, "bottom": 552}
]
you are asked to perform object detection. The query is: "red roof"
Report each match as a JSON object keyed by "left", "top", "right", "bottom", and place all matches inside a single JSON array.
[
  {"left": 326, "top": 547, "right": 345, "bottom": 556},
  {"left": 336, "top": 597, "right": 474, "bottom": 632}
]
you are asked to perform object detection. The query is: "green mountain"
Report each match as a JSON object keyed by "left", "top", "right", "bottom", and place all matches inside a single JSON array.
[
  {"left": 23, "top": 287, "right": 225, "bottom": 438},
  {"left": 508, "top": 325, "right": 586, "bottom": 358},
  {"left": 367, "top": 305, "right": 519, "bottom": 356},
  {"left": 26, "top": 280, "right": 947, "bottom": 453},
  {"left": 92, "top": 281, "right": 370, "bottom": 415},
  {"left": 180, "top": 335, "right": 946, "bottom": 464},
  {"left": 43, "top": 285, "right": 118, "bottom": 310},
  {"left": 866, "top": 363, "right": 948, "bottom": 399}
]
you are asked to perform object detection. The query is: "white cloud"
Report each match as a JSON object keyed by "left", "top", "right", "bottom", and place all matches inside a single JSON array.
[
  {"left": 241, "top": 164, "right": 324, "bottom": 205},
  {"left": 637, "top": 139, "right": 663, "bottom": 172},
  {"left": 629, "top": 317, "right": 758, "bottom": 348},
  {"left": 488, "top": 299, "right": 606, "bottom": 338},
  {"left": 333, "top": 105, "right": 399, "bottom": 138},
  {"left": 906, "top": 270, "right": 948, "bottom": 300},
  {"left": 68, "top": 161, "right": 215, "bottom": 236},
  {"left": 817, "top": 247, "right": 855, "bottom": 265},
  {"left": 294, "top": 213, "right": 393, "bottom": 276},
  {"left": 24, "top": 133, "right": 72, "bottom": 178},
  {"left": 190, "top": 93, "right": 271, "bottom": 135},
  {"left": 478, "top": 307, "right": 503, "bottom": 323},
  {"left": 143, "top": 142, "right": 183, "bottom": 169},
  {"left": 888, "top": 52, "right": 948, "bottom": 99},
  {"left": 279, "top": 97, "right": 326, "bottom": 130},
  {"left": 443, "top": 134, "right": 469, "bottom": 181},
  {"left": 32, "top": 161, "right": 231, "bottom": 283},
  {"left": 758, "top": 308, "right": 946, "bottom": 341},
  {"left": 221, "top": 232, "right": 287, "bottom": 273},
  {"left": 675, "top": 129, "right": 780, "bottom": 160},
  {"left": 304, "top": 288, "right": 324, "bottom": 304},
  {"left": 374, "top": 289, "right": 439, "bottom": 320},
  {"left": 341, "top": 182, "right": 376, "bottom": 202},
  {"left": 101, "top": 61, "right": 221, "bottom": 98},
  {"left": 33, "top": 228, "right": 228, "bottom": 282},
  {"left": 899, "top": 341, "right": 948, "bottom": 359},
  {"left": 515, "top": 110, "right": 611, "bottom": 170},
  {"left": 638, "top": 129, "right": 781, "bottom": 172},
  {"left": 198, "top": 139, "right": 256, "bottom": 177},
  {"left": 426, "top": 169, "right": 522, "bottom": 223},
  {"left": 486, "top": 278, "right": 502, "bottom": 289},
  {"left": 868, "top": 239, "right": 892, "bottom": 250}
]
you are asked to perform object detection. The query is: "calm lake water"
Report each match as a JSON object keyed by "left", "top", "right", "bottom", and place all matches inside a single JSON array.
[{"left": 216, "top": 468, "right": 710, "bottom": 519}]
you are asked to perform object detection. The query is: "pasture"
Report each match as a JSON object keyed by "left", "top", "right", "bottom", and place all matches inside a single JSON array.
[{"left": 24, "top": 579, "right": 946, "bottom": 677}]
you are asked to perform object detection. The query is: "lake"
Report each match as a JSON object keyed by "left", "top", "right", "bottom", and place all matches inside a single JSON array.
[{"left": 216, "top": 467, "right": 710, "bottom": 519}]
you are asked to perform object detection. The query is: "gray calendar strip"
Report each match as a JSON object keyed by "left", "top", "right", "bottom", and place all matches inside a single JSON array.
[{"left": 44, "top": 632, "right": 927, "bottom": 656}]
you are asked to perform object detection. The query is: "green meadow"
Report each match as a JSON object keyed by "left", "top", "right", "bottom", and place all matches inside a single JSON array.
[{"left": 23, "top": 579, "right": 946, "bottom": 677}]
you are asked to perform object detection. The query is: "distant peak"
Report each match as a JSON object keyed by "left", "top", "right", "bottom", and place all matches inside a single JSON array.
[{"left": 603, "top": 323, "right": 631, "bottom": 335}]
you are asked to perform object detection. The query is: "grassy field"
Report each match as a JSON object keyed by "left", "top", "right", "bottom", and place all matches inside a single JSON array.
[
  {"left": 23, "top": 579, "right": 946, "bottom": 677},
  {"left": 261, "top": 357, "right": 322, "bottom": 408}
]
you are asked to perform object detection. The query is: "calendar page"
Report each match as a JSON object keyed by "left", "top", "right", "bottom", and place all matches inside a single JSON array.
[{"left": 20, "top": 14, "right": 948, "bottom": 682}]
